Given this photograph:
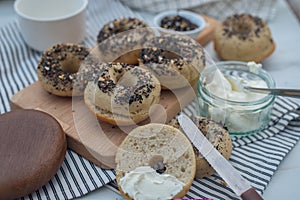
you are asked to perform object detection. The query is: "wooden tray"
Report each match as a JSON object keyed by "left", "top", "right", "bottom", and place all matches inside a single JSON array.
[{"left": 11, "top": 82, "right": 197, "bottom": 169}]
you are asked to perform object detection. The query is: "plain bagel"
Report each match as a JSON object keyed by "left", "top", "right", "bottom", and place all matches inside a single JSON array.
[
  {"left": 169, "top": 116, "right": 232, "bottom": 179},
  {"left": 214, "top": 13, "right": 275, "bottom": 62},
  {"left": 37, "top": 43, "right": 90, "bottom": 97},
  {"left": 115, "top": 123, "right": 196, "bottom": 199},
  {"left": 84, "top": 62, "right": 161, "bottom": 126},
  {"left": 139, "top": 34, "right": 205, "bottom": 90}
]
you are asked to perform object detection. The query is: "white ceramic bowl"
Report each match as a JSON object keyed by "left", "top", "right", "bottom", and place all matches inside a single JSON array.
[
  {"left": 153, "top": 10, "right": 206, "bottom": 38},
  {"left": 14, "top": 0, "right": 88, "bottom": 52}
]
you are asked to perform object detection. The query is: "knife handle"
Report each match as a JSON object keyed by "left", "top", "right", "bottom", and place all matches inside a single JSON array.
[{"left": 241, "top": 188, "right": 264, "bottom": 200}]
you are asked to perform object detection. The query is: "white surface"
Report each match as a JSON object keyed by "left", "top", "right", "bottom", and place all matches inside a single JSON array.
[{"left": 0, "top": 0, "right": 299, "bottom": 199}]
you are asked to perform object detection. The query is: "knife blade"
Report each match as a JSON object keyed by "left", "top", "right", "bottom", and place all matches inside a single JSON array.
[{"left": 178, "top": 114, "right": 263, "bottom": 200}]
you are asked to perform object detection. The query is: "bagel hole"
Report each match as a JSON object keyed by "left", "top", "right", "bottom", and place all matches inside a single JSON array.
[
  {"left": 149, "top": 104, "right": 167, "bottom": 124},
  {"left": 61, "top": 59, "right": 81, "bottom": 74},
  {"left": 149, "top": 155, "right": 166, "bottom": 174},
  {"left": 117, "top": 71, "right": 138, "bottom": 87},
  {"left": 233, "top": 23, "right": 251, "bottom": 35},
  {"left": 164, "top": 50, "right": 179, "bottom": 59},
  {"left": 114, "top": 50, "right": 141, "bottom": 65}
]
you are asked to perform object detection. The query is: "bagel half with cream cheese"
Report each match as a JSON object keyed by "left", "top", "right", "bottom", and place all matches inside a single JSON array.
[{"left": 115, "top": 123, "right": 196, "bottom": 199}]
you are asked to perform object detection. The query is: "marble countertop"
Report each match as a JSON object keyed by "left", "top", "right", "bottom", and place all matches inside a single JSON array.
[{"left": 1, "top": 0, "right": 299, "bottom": 199}]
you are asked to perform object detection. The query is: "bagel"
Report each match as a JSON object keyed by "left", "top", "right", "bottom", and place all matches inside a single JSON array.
[
  {"left": 37, "top": 43, "right": 90, "bottom": 97},
  {"left": 214, "top": 13, "right": 275, "bottom": 62},
  {"left": 115, "top": 123, "right": 196, "bottom": 200},
  {"left": 96, "top": 17, "right": 153, "bottom": 65},
  {"left": 84, "top": 62, "right": 161, "bottom": 126},
  {"left": 169, "top": 116, "right": 232, "bottom": 179},
  {"left": 139, "top": 34, "right": 205, "bottom": 90}
]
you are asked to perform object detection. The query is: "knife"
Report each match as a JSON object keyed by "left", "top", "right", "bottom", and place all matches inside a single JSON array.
[{"left": 178, "top": 114, "right": 263, "bottom": 200}]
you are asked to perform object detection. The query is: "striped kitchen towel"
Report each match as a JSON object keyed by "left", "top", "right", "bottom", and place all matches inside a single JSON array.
[{"left": 0, "top": 0, "right": 299, "bottom": 199}]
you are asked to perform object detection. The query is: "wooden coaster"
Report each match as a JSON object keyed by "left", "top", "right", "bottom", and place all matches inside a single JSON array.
[{"left": 0, "top": 109, "right": 67, "bottom": 199}]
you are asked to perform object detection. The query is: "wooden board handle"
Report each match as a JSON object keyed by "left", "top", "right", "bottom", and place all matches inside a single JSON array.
[{"left": 241, "top": 188, "right": 264, "bottom": 200}]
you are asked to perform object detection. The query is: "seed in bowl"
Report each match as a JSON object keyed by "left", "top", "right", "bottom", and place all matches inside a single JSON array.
[{"left": 160, "top": 15, "right": 198, "bottom": 32}]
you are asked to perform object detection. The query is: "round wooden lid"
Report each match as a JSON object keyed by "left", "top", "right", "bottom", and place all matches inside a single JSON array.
[{"left": 0, "top": 109, "right": 66, "bottom": 199}]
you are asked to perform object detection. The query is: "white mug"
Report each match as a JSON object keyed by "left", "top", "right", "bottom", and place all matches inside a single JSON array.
[{"left": 14, "top": 0, "right": 88, "bottom": 52}]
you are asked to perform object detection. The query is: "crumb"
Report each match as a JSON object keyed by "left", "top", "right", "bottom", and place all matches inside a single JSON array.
[{"left": 220, "top": 180, "right": 227, "bottom": 186}]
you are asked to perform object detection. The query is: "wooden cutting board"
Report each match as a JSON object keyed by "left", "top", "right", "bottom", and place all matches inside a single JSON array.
[{"left": 10, "top": 82, "right": 197, "bottom": 169}]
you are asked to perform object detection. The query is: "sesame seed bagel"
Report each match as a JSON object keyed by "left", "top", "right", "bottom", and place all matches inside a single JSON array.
[
  {"left": 84, "top": 63, "right": 161, "bottom": 126},
  {"left": 115, "top": 123, "right": 196, "bottom": 199},
  {"left": 97, "top": 17, "right": 153, "bottom": 65},
  {"left": 169, "top": 116, "right": 232, "bottom": 179},
  {"left": 139, "top": 35, "right": 205, "bottom": 90},
  {"left": 37, "top": 43, "right": 90, "bottom": 97},
  {"left": 214, "top": 13, "right": 275, "bottom": 62}
]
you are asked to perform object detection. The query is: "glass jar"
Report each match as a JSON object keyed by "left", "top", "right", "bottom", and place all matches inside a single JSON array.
[{"left": 197, "top": 61, "right": 275, "bottom": 136}]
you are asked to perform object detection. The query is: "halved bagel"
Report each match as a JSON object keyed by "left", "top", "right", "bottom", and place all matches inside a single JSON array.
[
  {"left": 115, "top": 123, "right": 196, "bottom": 199},
  {"left": 169, "top": 116, "right": 232, "bottom": 179}
]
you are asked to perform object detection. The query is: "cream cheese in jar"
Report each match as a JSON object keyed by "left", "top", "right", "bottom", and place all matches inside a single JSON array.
[
  {"left": 198, "top": 61, "right": 275, "bottom": 136},
  {"left": 206, "top": 67, "right": 268, "bottom": 102}
]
